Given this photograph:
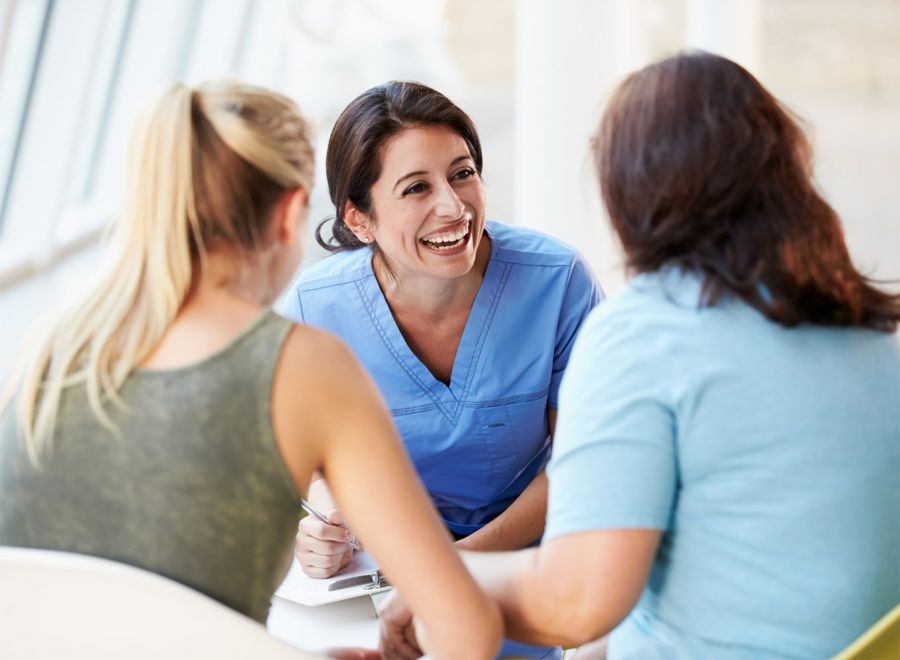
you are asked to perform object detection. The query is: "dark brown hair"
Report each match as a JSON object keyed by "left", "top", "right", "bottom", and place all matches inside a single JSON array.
[
  {"left": 595, "top": 50, "right": 899, "bottom": 331},
  {"left": 316, "top": 81, "right": 483, "bottom": 251}
]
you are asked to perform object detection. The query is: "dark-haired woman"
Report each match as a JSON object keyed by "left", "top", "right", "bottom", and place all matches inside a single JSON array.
[
  {"left": 282, "top": 81, "right": 601, "bottom": 659},
  {"left": 380, "top": 52, "right": 900, "bottom": 659}
]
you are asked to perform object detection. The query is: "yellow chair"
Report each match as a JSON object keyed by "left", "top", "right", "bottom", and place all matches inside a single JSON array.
[{"left": 833, "top": 604, "right": 900, "bottom": 660}]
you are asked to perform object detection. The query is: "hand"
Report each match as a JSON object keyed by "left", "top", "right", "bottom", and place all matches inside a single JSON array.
[
  {"left": 378, "top": 592, "right": 423, "bottom": 659},
  {"left": 295, "top": 507, "right": 355, "bottom": 578}
]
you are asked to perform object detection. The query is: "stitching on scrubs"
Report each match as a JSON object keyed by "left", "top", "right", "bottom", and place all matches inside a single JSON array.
[
  {"left": 454, "top": 262, "right": 512, "bottom": 419},
  {"left": 390, "top": 389, "right": 547, "bottom": 416},
  {"left": 294, "top": 289, "right": 305, "bottom": 322},
  {"left": 295, "top": 271, "right": 370, "bottom": 293},
  {"left": 460, "top": 389, "right": 548, "bottom": 408},
  {"left": 354, "top": 279, "right": 456, "bottom": 425},
  {"left": 391, "top": 403, "right": 443, "bottom": 416}
]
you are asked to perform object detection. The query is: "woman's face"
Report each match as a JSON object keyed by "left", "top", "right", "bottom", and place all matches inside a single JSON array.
[{"left": 361, "top": 125, "right": 486, "bottom": 282}]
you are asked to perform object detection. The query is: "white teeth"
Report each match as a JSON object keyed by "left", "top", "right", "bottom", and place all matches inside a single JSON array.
[{"left": 421, "top": 219, "right": 471, "bottom": 248}]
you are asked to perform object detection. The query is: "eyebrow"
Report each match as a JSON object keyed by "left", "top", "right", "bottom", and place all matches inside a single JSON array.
[{"left": 392, "top": 155, "right": 472, "bottom": 193}]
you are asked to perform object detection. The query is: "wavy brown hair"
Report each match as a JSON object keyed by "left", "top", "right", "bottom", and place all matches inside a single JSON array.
[{"left": 595, "top": 51, "right": 899, "bottom": 331}]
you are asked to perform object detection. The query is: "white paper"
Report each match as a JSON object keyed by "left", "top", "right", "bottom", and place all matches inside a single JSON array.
[{"left": 274, "top": 551, "right": 391, "bottom": 606}]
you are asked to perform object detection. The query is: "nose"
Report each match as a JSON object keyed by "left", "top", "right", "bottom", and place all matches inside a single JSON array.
[{"left": 433, "top": 181, "right": 464, "bottom": 220}]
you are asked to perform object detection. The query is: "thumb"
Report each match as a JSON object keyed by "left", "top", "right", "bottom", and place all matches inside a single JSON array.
[{"left": 326, "top": 508, "right": 344, "bottom": 526}]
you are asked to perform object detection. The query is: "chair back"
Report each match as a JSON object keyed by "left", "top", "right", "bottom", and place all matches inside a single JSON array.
[
  {"left": 833, "top": 604, "right": 900, "bottom": 660},
  {"left": 0, "top": 546, "right": 320, "bottom": 659}
]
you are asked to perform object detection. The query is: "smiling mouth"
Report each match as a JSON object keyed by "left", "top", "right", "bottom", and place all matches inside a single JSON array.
[{"left": 419, "top": 218, "right": 472, "bottom": 251}]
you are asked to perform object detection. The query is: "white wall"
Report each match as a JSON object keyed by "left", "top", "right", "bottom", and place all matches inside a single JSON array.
[{"left": 2, "top": 0, "right": 898, "bottom": 381}]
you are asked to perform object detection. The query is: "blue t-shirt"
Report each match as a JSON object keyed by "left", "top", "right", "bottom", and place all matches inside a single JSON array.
[
  {"left": 284, "top": 221, "right": 601, "bottom": 536},
  {"left": 546, "top": 269, "right": 900, "bottom": 659}
]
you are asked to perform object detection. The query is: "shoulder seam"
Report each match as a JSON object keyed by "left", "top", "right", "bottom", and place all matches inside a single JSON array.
[{"left": 297, "top": 270, "right": 372, "bottom": 293}]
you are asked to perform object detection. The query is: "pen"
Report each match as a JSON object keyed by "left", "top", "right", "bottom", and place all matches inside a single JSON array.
[{"left": 300, "top": 498, "right": 361, "bottom": 551}]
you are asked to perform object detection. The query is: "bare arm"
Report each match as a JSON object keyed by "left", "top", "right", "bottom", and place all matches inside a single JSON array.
[
  {"left": 456, "top": 409, "right": 558, "bottom": 551},
  {"left": 461, "top": 529, "right": 660, "bottom": 647},
  {"left": 274, "top": 327, "right": 502, "bottom": 659}
]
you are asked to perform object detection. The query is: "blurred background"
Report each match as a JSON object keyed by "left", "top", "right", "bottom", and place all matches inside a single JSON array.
[{"left": 0, "top": 0, "right": 898, "bottom": 379}]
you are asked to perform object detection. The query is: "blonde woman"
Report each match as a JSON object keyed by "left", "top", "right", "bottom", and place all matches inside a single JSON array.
[{"left": 0, "top": 81, "right": 501, "bottom": 659}]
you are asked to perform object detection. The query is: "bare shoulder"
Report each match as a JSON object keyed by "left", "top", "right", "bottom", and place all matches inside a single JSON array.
[
  {"left": 271, "top": 323, "right": 389, "bottom": 492},
  {"left": 277, "top": 324, "right": 362, "bottom": 386},
  {"left": 273, "top": 323, "right": 382, "bottom": 427}
]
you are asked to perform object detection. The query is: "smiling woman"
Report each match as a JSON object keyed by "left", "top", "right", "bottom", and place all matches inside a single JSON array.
[
  {"left": 346, "top": 124, "right": 487, "bottom": 284},
  {"left": 282, "top": 81, "right": 603, "bottom": 660}
]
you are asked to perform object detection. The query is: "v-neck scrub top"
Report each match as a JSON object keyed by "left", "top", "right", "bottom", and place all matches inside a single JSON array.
[{"left": 283, "top": 222, "right": 601, "bottom": 537}]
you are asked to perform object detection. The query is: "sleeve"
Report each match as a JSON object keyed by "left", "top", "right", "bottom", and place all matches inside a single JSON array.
[
  {"left": 279, "top": 284, "right": 305, "bottom": 324},
  {"left": 548, "top": 253, "right": 604, "bottom": 408},
  {"left": 543, "top": 305, "right": 677, "bottom": 541}
]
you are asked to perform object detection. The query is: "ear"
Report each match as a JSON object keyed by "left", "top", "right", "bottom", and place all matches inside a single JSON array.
[
  {"left": 343, "top": 201, "right": 373, "bottom": 241},
  {"left": 274, "top": 187, "right": 309, "bottom": 245}
]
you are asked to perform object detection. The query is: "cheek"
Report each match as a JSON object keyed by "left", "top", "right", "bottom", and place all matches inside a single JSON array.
[
  {"left": 371, "top": 215, "right": 415, "bottom": 247},
  {"left": 377, "top": 228, "right": 420, "bottom": 255},
  {"left": 472, "top": 186, "right": 487, "bottom": 213}
]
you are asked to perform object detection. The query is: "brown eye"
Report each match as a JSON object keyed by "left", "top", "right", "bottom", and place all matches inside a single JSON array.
[{"left": 403, "top": 182, "right": 428, "bottom": 196}]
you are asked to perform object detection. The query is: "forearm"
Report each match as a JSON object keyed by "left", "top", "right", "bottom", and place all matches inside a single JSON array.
[
  {"left": 461, "top": 548, "right": 578, "bottom": 647},
  {"left": 456, "top": 470, "right": 547, "bottom": 551},
  {"left": 462, "top": 530, "right": 660, "bottom": 648}
]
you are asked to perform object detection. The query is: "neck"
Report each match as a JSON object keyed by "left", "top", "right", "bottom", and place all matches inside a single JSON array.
[
  {"left": 184, "top": 249, "right": 274, "bottom": 313},
  {"left": 373, "top": 235, "right": 491, "bottom": 319},
  {"left": 139, "top": 249, "right": 272, "bottom": 370}
]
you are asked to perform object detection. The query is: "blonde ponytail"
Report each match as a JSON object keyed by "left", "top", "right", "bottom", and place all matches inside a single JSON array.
[
  {"left": 12, "top": 81, "right": 314, "bottom": 462},
  {"left": 200, "top": 82, "right": 314, "bottom": 191}
]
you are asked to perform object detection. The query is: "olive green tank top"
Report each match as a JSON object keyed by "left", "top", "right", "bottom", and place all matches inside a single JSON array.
[{"left": 0, "top": 311, "right": 300, "bottom": 623}]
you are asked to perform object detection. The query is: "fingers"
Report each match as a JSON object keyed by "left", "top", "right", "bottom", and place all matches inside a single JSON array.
[
  {"left": 298, "top": 556, "right": 344, "bottom": 579},
  {"left": 379, "top": 621, "right": 422, "bottom": 660},
  {"left": 295, "top": 516, "right": 354, "bottom": 578},
  {"left": 301, "top": 514, "right": 354, "bottom": 543},
  {"left": 378, "top": 594, "right": 422, "bottom": 660},
  {"left": 409, "top": 618, "right": 427, "bottom": 656},
  {"left": 298, "top": 532, "right": 349, "bottom": 558},
  {"left": 339, "top": 545, "right": 354, "bottom": 571},
  {"left": 325, "top": 508, "right": 362, "bottom": 550},
  {"left": 303, "top": 549, "right": 345, "bottom": 569},
  {"left": 295, "top": 541, "right": 349, "bottom": 578},
  {"left": 405, "top": 621, "right": 421, "bottom": 650}
]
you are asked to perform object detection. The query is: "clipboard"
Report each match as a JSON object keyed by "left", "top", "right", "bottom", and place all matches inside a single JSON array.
[{"left": 274, "top": 551, "right": 392, "bottom": 606}]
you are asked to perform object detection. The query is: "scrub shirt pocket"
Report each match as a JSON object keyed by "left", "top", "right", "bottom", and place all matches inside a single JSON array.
[
  {"left": 505, "top": 396, "right": 550, "bottom": 456},
  {"left": 474, "top": 404, "right": 522, "bottom": 489}
]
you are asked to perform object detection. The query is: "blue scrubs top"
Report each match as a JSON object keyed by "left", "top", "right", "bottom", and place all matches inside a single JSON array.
[{"left": 283, "top": 221, "right": 601, "bottom": 538}]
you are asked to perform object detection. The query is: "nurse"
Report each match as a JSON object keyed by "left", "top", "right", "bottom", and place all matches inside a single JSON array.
[{"left": 282, "top": 81, "right": 601, "bottom": 659}]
